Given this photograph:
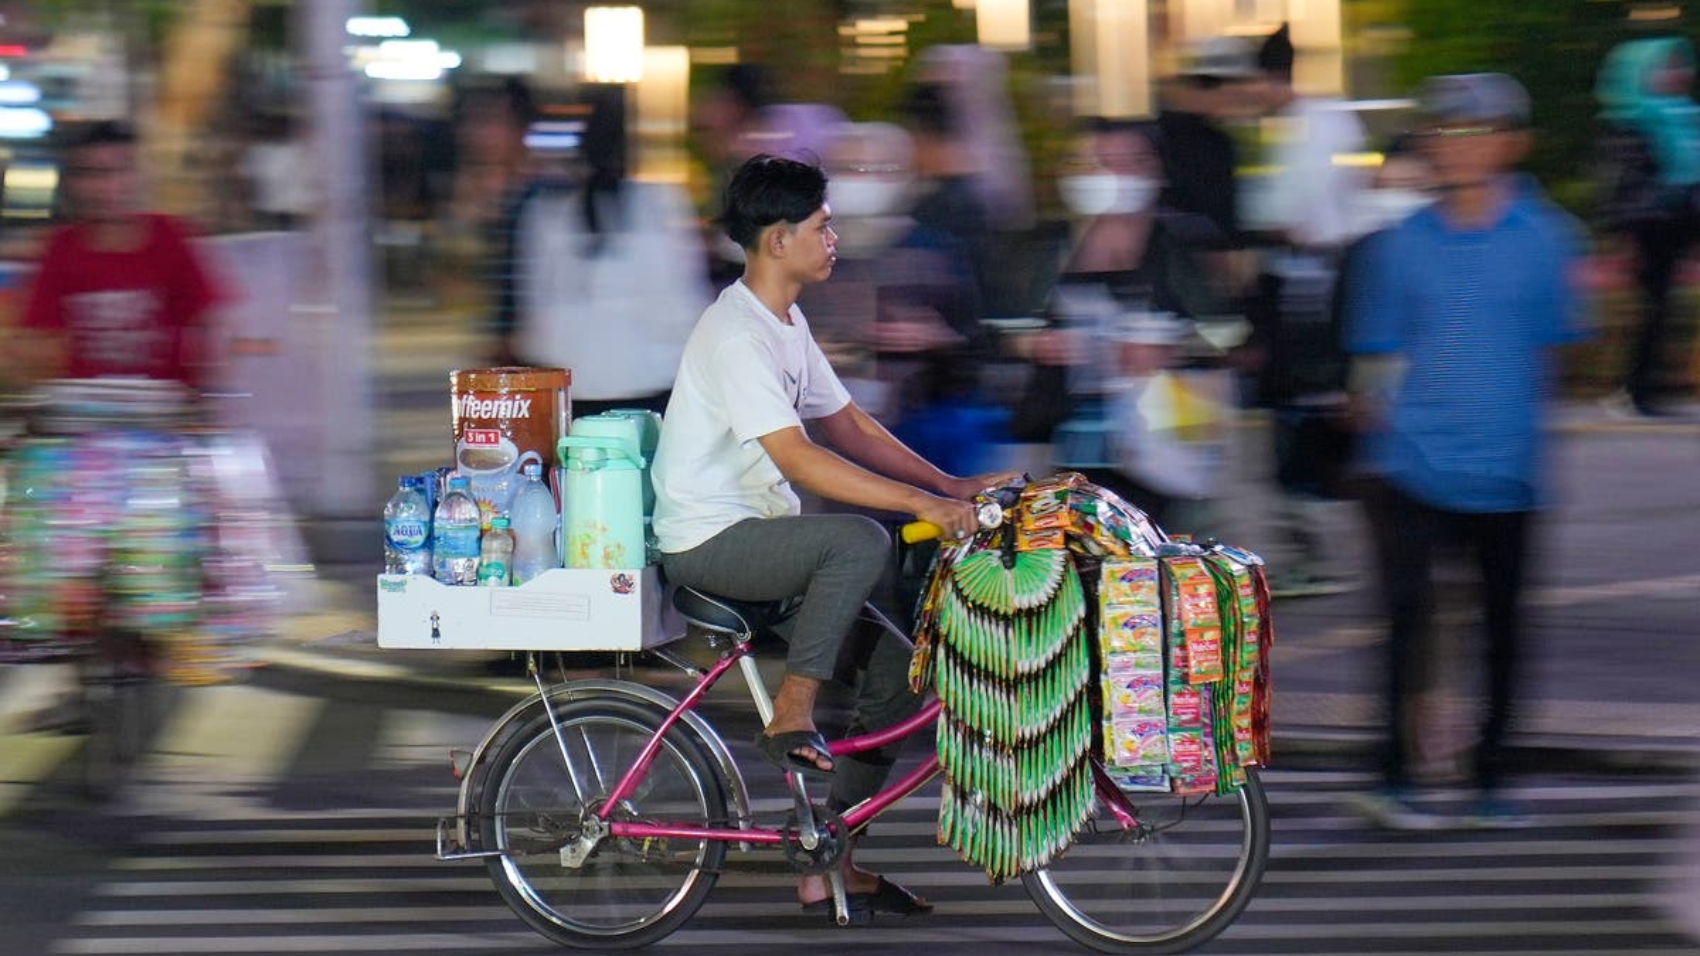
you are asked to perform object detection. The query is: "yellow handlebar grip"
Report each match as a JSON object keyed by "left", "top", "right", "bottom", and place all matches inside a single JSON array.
[{"left": 899, "top": 521, "right": 943, "bottom": 544}]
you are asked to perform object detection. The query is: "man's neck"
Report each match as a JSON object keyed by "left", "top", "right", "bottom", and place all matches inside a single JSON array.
[
  {"left": 741, "top": 263, "right": 802, "bottom": 325},
  {"left": 1439, "top": 175, "right": 1513, "bottom": 230},
  {"left": 82, "top": 214, "right": 148, "bottom": 252}
]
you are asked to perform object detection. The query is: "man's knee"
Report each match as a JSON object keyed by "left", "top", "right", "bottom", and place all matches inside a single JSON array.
[{"left": 821, "top": 514, "right": 891, "bottom": 568}]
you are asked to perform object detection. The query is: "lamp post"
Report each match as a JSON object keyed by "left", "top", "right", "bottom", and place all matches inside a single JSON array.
[
  {"left": 584, "top": 6, "right": 645, "bottom": 84},
  {"left": 976, "top": 0, "right": 1030, "bottom": 50}
]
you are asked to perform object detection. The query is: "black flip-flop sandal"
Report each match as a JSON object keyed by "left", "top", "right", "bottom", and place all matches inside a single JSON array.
[
  {"left": 865, "top": 876, "right": 933, "bottom": 915},
  {"left": 753, "top": 729, "right": 836, "bottom": 775}
]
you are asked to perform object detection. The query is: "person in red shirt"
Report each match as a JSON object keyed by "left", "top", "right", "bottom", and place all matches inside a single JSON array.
[{"left": 17, "top": 120, "right": 222, "bottom": 389}]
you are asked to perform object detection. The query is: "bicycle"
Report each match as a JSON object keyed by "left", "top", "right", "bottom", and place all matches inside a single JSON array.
[
  {"left": 0, "top": 380, "right": 282, "bottom": 799},
  {"left": 430, "top": 488, "right": 1271, "bottom": 954}
]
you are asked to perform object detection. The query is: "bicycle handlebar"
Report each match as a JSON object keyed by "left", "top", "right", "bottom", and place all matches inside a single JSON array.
[{"left": 899, "top": 521, "right": 943, "bottom": 544}]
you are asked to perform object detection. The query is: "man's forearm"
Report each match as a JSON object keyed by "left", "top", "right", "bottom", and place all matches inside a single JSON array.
[
  {"left": 815, "top": 404, "right": 955, "bottom": 494},
  {"left": 777, "top": 434, "right": 939, "bottom": 515}
]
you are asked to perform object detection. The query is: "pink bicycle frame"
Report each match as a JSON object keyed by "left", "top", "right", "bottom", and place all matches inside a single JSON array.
[{"left": 588, "top": 637, "right": 1140, "bottom": 846}]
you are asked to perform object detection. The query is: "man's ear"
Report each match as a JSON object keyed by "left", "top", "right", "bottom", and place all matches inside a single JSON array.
[
  {"left": 1505, "top": 129, "right": 1534, "bottom": 164},
  {"left": 766, "top": 222, "right": 789, "bottom": 259}
]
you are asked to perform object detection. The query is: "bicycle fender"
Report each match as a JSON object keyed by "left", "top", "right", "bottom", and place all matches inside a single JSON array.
[{"left": 453, "top": 679, "right": 753, "bottom": 846}]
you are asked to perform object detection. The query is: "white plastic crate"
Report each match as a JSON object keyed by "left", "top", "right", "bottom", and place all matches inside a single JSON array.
[{"left": 376, "top": 566, "right": 665, "bottom": 651}]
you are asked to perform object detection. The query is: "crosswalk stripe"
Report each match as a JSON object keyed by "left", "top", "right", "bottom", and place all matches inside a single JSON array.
[
  {"left": 73, "top": 907, "right": 513, "bottom": 926},
  {"left": 143, "top": 684, "right": 321, "bottom": 785},
  {"left": 53, "top": 935, "right": 541, "bottom": 954},
  {"left": 9, "top": 685, "right": 1692, "bottom": 956},
  {"left": 0, "top": 733, "right": 82, "bottom": 813}
]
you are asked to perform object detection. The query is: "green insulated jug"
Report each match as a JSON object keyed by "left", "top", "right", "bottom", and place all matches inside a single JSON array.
[{"left": 557, "top": 423, "right": 646, "bottom": 570}]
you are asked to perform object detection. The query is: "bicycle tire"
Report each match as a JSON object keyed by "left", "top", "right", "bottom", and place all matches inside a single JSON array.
[
  {"left": 478, "top": 697, "right": 730, "bottom": 949},
  {"left": 1022, "top": 765, "right": 1270, "bottom": 955}
]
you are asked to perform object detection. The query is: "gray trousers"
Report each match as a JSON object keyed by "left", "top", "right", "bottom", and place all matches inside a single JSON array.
[{"left": 661, "top": 514, "right": 924, "bottom": 809}]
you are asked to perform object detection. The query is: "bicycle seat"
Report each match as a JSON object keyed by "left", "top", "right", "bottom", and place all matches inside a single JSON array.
[{"left": 671, "top": 586, "right": 797, "bottom": 638}]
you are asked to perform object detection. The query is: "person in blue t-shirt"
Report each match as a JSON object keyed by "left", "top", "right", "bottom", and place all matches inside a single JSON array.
[{"left": 1342, "top": 73, "right": 1589, "bottom": 830}]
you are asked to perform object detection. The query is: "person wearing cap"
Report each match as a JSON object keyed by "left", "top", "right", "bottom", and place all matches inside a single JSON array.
[
  {"left": 1241, "top": 23, "right": 1373, "bottom": 600},
  {"left": 1593, "top": 36, "right": 1700, "bottom": 418},
  {"left": 1343, "top": 73, "right": 1589, "bottom": 831},
  {"left": 1155, "top": 34, "right": 1259, "bottom": 254}
]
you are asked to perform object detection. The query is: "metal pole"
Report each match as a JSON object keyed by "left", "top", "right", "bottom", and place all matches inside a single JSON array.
[{"left": 301, "top": 0, "right": 376, "bottom": 518}]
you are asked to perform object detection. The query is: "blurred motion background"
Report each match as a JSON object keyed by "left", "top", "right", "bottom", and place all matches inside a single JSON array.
[
  {"left": 0, "top": 4, "right": 1696, "bottom": 955},
  {"left": 0, "top": 0, "right": 1691, "bottom": 554}
]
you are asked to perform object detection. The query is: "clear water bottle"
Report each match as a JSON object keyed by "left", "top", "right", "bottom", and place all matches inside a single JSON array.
[
  {"left": 383, "top": 475, "right": 433, "bottom": 575},
  {"left": 508, "top": 462, "right": 559, "bottom": 585},
  {"left": 477, "top": 515, "right": 515, "bottom": 587},
  {"left": 432, "top": 474, "right": 482, "bottom": 585}
]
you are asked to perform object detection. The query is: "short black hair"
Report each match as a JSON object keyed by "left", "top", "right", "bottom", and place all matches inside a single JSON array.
[
  {"left": 72, "top": 119, "right": 138, "bottom": 151},
  {"left": 1087, "top": 116, "right": 1162, "bottom": 150},
  {"left": 719, "top": 62, "right": 778, "bottom": 112},
  {"left": 898, "top": 82, "right": 959, "bottom": 139},
  {"left": 1257, "top": 23, "right": 1295, "bottom": 82},
  {"left": 720, "top": 154, "right": 827, "bottom": 250}
]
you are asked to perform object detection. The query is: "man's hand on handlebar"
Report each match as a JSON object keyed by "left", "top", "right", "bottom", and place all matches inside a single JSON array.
[
  {"left": 939, "top": 470, "right": 1025, "bottom": 502},
  {"left": 907, "top": 471, "right": 1026, "bottom": 543},
  {"left": 913, "top": 496, "right": 980, "bottom": 543}
]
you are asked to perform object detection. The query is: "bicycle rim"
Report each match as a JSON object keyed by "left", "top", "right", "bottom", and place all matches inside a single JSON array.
[
  {"left": 480, "top": 699, "right": 729, "bottom": 949},
  {"left": 1023, "top": 766, "right": 1269, "bottom": 955}
]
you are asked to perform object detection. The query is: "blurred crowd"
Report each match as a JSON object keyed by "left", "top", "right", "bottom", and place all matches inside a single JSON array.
[{"left": 4, "top": 17, "right": 1699, "bottom": 854}]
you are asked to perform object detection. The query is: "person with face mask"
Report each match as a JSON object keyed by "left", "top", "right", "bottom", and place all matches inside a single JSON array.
[{"left": 1009, "top": 118, "right": 1227, "bottom": 534}]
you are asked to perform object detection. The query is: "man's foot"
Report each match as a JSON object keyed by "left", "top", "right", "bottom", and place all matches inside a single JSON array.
[
  {"left": 1467, "top": 792, "right": 1532, "bottom": 830},
  {"left": 754, "top": 728, "right": 835, "bottom": 775},
  {"left": 800, "top": 876, "right": 932, "bottom": 924},
  {"left": 1345, "top": 787, "right": 1447, "bottom": 831}
]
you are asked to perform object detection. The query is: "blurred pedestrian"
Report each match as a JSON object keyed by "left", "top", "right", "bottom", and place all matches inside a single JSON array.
[
  {"left": 1155, "top": 35, "right": 1257, "bottom": 257},
  {"left": 800, "top": 121, "right": 919, "bottom": 420},
  {"left": 693, "top": 63, "right": 847, "bottom": 288},
  {"left": 450, "top": 77, "right": 547, "bottom": 365},
  {"left": 1343, "top": 74, "right": 1589, "bottom": 830},
  {"left": 9, "top": 118, "right": 229, "bottom": 685},
  {"left": 877, "top": 79, "right": 1008, "bottom": 477},
  {"left": 914, "top": 45, "right": 1035, "bottom": 235},
  {"left": 240, "top": 111, "right": 314, "bottom": 232},
  {"left": 14, "top": 120, "right": 224, "bottom": 390},
  {"left": 1593, "top": 35, "right": 1700, "bottom": 418},
  {"left": 1241, "top": 23, "right": 1371, "bottom": 598},
  {"left": 1014, "top": 119, "right": 1228, "bottom": 534},
  {"left": 506, "top": 84, "right": 708, "bottom": 418}
]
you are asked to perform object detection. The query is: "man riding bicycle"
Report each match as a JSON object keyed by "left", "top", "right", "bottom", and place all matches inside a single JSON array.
[{"left": 651, "top": 154, "right": 1015, "bottom": 919}]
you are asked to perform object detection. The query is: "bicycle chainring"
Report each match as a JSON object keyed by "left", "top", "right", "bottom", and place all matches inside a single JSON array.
[{"left": 780, "top": 804, "right": 849, "bottom": 874}]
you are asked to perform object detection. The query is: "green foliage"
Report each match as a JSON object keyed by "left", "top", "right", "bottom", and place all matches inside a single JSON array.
[{"left": 1389, "top": 0, "right": 1694, "bottom": 215}]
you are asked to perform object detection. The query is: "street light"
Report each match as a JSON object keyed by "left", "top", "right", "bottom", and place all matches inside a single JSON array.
[
  {"left": 976, "top": 0, "right": 1030, "bottom": 50},
  {"left": 584, "top": 6, "right": 645, "bottom": 84}
]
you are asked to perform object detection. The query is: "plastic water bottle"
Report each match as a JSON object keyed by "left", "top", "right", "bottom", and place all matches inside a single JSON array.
[
  {"left": 383, "top": 475, "right": 433, "bottom": 575},
  {"left": 477, "top": 515, "right": 515, "bottom": 587},
  {"left": 508, "top": 462, "right": 558, "bottom": 585},
  {"left": 432, "top": 475, "right": 482, "bottom": 585}
]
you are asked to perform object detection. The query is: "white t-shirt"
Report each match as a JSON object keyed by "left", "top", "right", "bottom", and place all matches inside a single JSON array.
[
  {"left": 1244, "top": 97, "right": 1369, "bottom": 248},
  {"left": 651, "top": 280, "right": 852, "bottom": 553},
  {"left": 517, "top": 181, "right": 709, "bottom": 400}
]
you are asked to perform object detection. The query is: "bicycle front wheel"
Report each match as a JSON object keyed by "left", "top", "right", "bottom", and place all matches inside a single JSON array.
[
  {"left": 1023, "top": 766, "right": 1270, "bottom": 955},
  {"left": 478, "top": 697, "right": 730, "bottom": 950}
]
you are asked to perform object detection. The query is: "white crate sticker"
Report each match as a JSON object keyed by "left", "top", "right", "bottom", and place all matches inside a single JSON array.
[{"left": 489, "top": 589, "right": 591, "bottom": 620}]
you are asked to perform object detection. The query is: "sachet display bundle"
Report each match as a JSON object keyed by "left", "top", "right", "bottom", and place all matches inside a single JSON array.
[
  {"left": 910, "top": 473, "right": 1273, "bottom": 883},
  {"left": 0, "top": 428, "right": 280, "bottom": 682}
]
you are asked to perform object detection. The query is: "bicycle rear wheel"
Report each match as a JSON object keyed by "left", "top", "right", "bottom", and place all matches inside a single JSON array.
[
  {"left": 1023, "top": 766, "right": 1269, "bottom": 955},
  {"left": 478, "top": 697, "right": 730, "bottom": 949}
]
